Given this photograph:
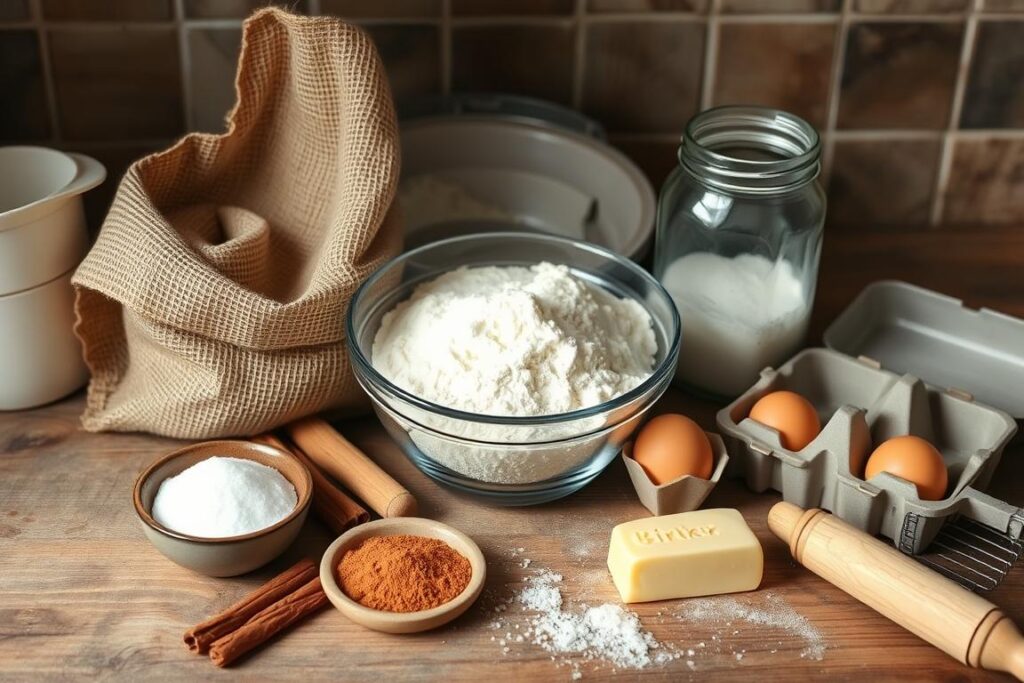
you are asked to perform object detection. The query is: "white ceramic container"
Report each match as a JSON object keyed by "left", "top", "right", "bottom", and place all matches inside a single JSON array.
[
  {"left": 0, "top": 146, "right": 105, "bottom": 295},
  {"left": 0, "top": 146, "right": 105, "bottom": 410},
  {"left": 0, "top": 269, "right": 90, "bottom": 410}
]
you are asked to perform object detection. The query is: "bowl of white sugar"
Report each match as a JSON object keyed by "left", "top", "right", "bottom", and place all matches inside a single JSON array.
[
  {"left": 133, "top": 440, "right": 313, "bottom": 577},
  {"left": 347, "top": 232, "right": 681, "bottom": 505}
]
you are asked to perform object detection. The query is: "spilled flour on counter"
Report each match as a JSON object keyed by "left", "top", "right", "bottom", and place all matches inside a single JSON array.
[
  {"left": 485, "top": 550, "right": 825, "bottom": 678},
  {"left": 676, "top": 593, "right": 826, "bottom": 661},
  {"left": 518, "top": 571, "right": 677, "bottom": 670},
  {"left": 486, "top": 559, "right": 678, "bottom": 678}
]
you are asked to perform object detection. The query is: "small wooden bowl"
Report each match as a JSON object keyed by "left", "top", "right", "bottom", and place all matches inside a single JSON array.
[
  {"left": 133, "top": 440, "right": 313, "bottom": 577},
  {"left": 320, "top": 517, "right": 486, "bottom": 634}
]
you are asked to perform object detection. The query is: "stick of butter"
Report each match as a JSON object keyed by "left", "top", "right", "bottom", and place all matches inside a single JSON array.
[{"left": 607, "top": 508, "right": 763, "bottom": 603}]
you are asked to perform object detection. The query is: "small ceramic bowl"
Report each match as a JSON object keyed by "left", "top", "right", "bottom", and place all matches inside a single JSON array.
[
  {"left": 320, "top": 517, "right": 486, "bottom": 634},
  {"left": 133, "top": 440, "right": 313, "bottom": 577}
]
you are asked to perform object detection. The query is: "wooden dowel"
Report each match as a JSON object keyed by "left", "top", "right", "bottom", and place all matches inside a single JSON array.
[
  {"left": 254, "top": 434, "right": 369, "bottom": 535},
  {"left": 286, "top": 417, "right": 417, "bottom": 518}
]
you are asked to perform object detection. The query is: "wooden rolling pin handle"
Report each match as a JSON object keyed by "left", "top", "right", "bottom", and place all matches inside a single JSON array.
[
  {"left": 768, "top": 501, "right": 1024, "bottom": 682},
  {"left": 287, "top": 417, "right": 418, "bottom": 519}
]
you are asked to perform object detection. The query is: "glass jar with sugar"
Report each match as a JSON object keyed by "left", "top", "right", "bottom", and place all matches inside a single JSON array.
[{"left": 654, "top": 106, "right": 824, "bottom": 399}]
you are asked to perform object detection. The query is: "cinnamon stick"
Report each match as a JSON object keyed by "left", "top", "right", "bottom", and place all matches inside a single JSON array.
[
  {"left": 208, "top": 577, "right": 328, "bottom": 668},
  {"left": 255, "top": 433, "right": 370, "bottom": 535},
  {"left": 287, "top": 417, "right": 417, "bottom": 518},
  {"left": 183, "top": 558, "right": 318, "bottom": 654}
]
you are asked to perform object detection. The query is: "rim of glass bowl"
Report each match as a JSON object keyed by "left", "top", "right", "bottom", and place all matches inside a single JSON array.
[{"left": 346, "top": 231, "right": 681, "bottom": 427}]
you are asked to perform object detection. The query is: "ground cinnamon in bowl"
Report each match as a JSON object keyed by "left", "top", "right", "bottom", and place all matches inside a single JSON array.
[{"left": 337, "top": 535, "right": 472, "bottom": 612}]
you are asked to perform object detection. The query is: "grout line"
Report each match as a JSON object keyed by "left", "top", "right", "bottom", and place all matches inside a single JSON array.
[
  {"left": 23, "top": 21, "right": 180, "bottom": 30},
  {"left": 820, "top": 0, "right": 852, "bottom": 183},
  {"left": 1, "top": 11, "right": 1007, "bottom": 32},
  {"left": 975, "top": 12, "right": 1024, "bottom": 20},
  {"left": 179, "top": 18, "right": 245, "bottom": 29},
  {"left": 440, "top": 0, "right": 452, "bottom": 94},
  {"left": 173, "top": 0, "right": 192, "bottom": 133},
  {"left": 571, "top": 0, "right": 586, "bottom": 109},
  {"left": 449, "top": 16, "right": 577, "bottom": 27},
  {"left": 345, "top": 17, "right": 443, "bottom": 25},
  {"left": 830, "top": 129, "right": 944, "bottom": 140},
  {"left": 716, "top": 13, "right": 842, "bottom": 24},
  {"left": 582, "top": 12, "right": 709, "bottom": 22},
  {"left": 27, "top": 0, "right": 61, "bottom": 143},
  {"left": 951, "top": 128, "right": 1024, "bottom": 138},
  {"left": 930, "top": 0, "right": 981, "bottom": 225},
  {"left": 699, "top": 0, "right": 719, "bottom": 111},
  {"left": 840, "top": 13, "right": 969, "bottom": 23}
]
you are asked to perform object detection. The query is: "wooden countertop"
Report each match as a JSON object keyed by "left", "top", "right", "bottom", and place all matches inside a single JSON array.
[{"left": 2, "top": 227, "right": 1023, "bottom": 681}]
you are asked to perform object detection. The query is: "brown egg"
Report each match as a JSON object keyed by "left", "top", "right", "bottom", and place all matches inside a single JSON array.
[
  {"left": 865, "top": 435, "right": 948, "bottom": 501},
  {"left": 748, "top": 390, "right": 821, "bottom": 452},
  {"left": 632, "top": 414, "right": 714, "bottom": 485}
]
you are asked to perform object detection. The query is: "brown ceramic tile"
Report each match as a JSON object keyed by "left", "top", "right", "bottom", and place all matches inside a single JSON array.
[
  {"left": 609, "top": 137, "right": 680, "bottom": 189},
  {"left": 49, "top": 28, "right": 184, "bottom": 141},
  {"left": 61, "top": 144, "right": 166, "bottom": 231},
  {"left": 587, "top": 0, "right": 707, "bottom": 11},
  {"left": 713, "top": 22, "right": 835, "bottom": 128},
  {"left": 853, "top": 0, "right": 968, "bottom": 12},
  {"left": 452, "top": 0, "right": 573, "bottom": 15},
  {"left": 720, "top": 0, "right": 840, "bottom": 12},
  {"left": 189, "top": 28, "right": 241, "bottom": 133},
  {"left": 184, "top": 0, "right": 308, "bottom": 19},
  {"left": 41, "top": 0, "right": 173, "bottom": 21},
  {"left": 364, "top": 24, "right": 441, "bottom": 106},
  {"left": 582, "top": 21, "right": 704, "bottom": 133},
  {"left": 827, "top": 139, "right": 941, "bottom": 226},
  {"left": 943, "top": 138, "right": 1024, "bottom": 224},
  {"left": 321, "top": 0, "right": 440, "bottom": 18},
  {"left": 452, "top": 25, "right": 575, "bottom": 104},
  {"left": 0, "top": 0, "right": 30, "bottom": 21},
  {"left": 983, "top": 0, "right": 1024, "bottom": 10},
  {"left": 837, "top": 22, "right": 963, "bottom": 130},
  {"left": 960, "top": 21, "right": 1024, "bottom": 129},
  {"left": 0, "top": 31, "right": 49, "bottom": 141}
]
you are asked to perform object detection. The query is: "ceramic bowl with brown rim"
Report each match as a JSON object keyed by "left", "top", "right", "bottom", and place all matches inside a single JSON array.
[
  {"left": 320, "top": 517, "right": 487, "bottom": 634},
  {"left": 133, "top": 440, "right": 313, "bottom": 577}
]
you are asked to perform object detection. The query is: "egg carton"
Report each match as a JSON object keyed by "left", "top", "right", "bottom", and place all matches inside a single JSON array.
[{"left": 715, "top": 282, "right": 1024, "bottom": 556}]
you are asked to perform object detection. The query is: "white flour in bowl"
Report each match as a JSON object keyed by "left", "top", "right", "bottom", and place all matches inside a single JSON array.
[
  {"left": 373, "top": 262, "right": 655, "bottom": 416},
  {"left": 371, "top": 262, "right": 657, "bottom": 484}
]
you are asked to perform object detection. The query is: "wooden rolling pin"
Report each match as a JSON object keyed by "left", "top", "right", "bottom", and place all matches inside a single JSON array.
[
  {"left": 287, "top": 417, "right": 417, "bottom": 518},
  {"left": 769, "top": 502, "right": 1024, "bottom": 681}
]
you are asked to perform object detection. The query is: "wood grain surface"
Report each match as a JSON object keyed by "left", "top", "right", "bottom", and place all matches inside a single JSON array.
[{"left": 1, "top": 228, "right": 1023, "bottom": 681}]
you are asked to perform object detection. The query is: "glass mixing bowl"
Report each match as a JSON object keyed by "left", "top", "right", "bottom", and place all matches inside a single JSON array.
[{"left": 347, "top": 232, "right": 680, "bottom": 505}]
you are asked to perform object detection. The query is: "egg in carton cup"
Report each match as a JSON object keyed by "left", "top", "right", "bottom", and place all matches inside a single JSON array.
[
  {"left": 716, "top": 281, "right": 1024, "bottom": 555},
  {"left": 621, "top": 433, "right": 729, "bottom": 517}
]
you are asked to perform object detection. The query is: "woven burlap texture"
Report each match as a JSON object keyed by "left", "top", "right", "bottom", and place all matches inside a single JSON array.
[{"left": 72, "top": 8, "right": 402, "bottom": 439}]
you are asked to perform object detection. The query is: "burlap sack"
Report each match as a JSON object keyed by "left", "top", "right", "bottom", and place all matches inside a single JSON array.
[{"left": 72, "top": 9, "right": 402, "bottom": 439}]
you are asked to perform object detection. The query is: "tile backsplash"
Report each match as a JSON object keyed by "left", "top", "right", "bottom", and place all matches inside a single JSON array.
[{"left": 3, "top": 0, "right": 1024, "bottom": 228}]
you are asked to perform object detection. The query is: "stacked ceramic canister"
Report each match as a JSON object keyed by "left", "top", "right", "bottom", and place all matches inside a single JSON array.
[{"left": 0, "top": 147, "right": 105, "bottom": 410}]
